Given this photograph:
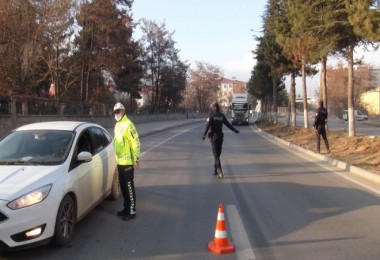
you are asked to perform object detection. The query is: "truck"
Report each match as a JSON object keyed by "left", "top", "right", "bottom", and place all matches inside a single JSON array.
[{"left": 230, "top": 93, "right": 250, "bottom": 125}]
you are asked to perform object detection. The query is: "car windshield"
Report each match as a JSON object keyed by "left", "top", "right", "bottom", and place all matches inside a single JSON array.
[{"left": 0, "top": 130, "right": 74, "bottom": 165}]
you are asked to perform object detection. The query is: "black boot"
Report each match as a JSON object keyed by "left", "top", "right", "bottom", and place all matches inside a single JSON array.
[{"left": 117, "top": 209, "right": 128, "bottom": 217}]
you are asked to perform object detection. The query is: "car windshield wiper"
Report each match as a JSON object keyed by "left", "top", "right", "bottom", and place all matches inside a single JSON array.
[{"left": 0, "top": 160, "right": 42, "bottom": 165}]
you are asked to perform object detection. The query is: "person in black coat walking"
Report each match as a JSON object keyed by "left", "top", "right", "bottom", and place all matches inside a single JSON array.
[
  {"left": 202, "top": 102, "right": 239, "bottom": 178},
  {"left": 313, "top": 100, "right": 330, "bottom": 154}
]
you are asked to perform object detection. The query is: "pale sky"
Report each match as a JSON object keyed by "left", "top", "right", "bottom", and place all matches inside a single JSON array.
[
  {"left": 132, "top": 0, "right": 265, "bottom": 83},
  {"left": 132, "top": 1, "right": 380, "bottom": 96}
]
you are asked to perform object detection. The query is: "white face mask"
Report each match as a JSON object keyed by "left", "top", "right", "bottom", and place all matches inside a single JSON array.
[{"left": 115, "top": 114, "right": 123, "bottom": 121}]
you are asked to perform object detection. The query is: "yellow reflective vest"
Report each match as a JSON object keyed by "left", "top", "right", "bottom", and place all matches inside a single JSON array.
[{"left": 113, "top": 115, "right": 140, "bottom": 165}]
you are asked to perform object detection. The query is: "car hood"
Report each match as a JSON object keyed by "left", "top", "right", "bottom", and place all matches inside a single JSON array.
[{"left": 0, "top": 165, "right": 62, "bottom": 199}]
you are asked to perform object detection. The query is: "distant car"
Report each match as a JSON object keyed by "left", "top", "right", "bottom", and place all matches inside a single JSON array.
[
  {"left": 0, "top": 121, "right": 120, "bottom": 250},
  {"left": 342, "top": 110, "right": 368, "bottom": 121}
]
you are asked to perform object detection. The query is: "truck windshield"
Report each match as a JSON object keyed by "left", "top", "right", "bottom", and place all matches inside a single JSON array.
[{"left": 232, "top": 103, "right": 248, "bottom": 109}]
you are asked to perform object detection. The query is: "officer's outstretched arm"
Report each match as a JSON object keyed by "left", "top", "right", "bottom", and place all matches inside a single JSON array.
[{"left": 222, "top": 114, "right": 238, "bottom": 133}]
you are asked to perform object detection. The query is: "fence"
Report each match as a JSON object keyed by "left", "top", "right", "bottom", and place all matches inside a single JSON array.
[
  {"left": 0, "top": 97, "right": 110, "bottom": 116},
  {"left": 0, "top": 97, "right": 190, "bottom": 138}
]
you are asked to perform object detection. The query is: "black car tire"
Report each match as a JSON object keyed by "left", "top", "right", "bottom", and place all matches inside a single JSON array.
[
  {"left": 108, "top": 168, "right": 121, "bottom": 201},
  {"left": 52, "top": 195, "right": 77, "bottom": 247}
]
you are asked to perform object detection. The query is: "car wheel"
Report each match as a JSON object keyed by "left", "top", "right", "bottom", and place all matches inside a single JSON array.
[
  {"left": 52, "top": 195, "right": 77, "bottom": 247},
  {"left": 108, "top": 168, "right": 121, "bottom": 200}
]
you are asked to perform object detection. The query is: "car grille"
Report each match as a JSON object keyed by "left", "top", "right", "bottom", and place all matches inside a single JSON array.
[{"left": 0, "top": 211, "right": 8, "bottom": 222}]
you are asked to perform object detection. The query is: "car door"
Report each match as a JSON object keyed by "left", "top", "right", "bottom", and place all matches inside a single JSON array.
[
  {"left": 69, "top": 129, "right": 102, "bottom": 217},
  {"left": 88, "top": 127, "right": 115, "bottom": 197}
]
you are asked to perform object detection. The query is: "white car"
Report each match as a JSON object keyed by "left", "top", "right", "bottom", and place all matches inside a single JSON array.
[
  {"left": 342, "top": 110, "right": 368, "bottom": 121},
  {"left": 0, "top": 121, "right": 120, "bottom": 250}
]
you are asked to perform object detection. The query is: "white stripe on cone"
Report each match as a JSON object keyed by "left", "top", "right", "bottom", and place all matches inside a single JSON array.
[{"left": 215, "top": 230, "right": 227, "bottom": 238}]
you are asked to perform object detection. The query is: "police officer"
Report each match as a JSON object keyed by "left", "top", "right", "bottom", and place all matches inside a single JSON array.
[
  {"left": 202, "top": 102, "right": 239, "bottom": 178},
  {"left": 313, "top": 100, "right": 330, "bottom": 154},
  {"left": 113, "top": 102, "right": 140, "bottom": 221}
]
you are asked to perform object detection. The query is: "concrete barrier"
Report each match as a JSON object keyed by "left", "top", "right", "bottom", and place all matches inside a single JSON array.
[{"left": 0, "top": 113, "right": 195, "bottom": 138}]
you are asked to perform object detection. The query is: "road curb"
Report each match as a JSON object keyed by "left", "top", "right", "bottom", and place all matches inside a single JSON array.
[{"left": 253, "top": 125, "right": 380, "bottom": 185}]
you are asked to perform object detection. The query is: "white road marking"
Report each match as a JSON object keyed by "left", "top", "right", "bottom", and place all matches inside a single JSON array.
[{"left": 226, "top": 205, "right": 256, "bottom": 260}]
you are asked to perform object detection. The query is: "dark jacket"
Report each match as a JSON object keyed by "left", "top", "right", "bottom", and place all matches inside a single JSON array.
[
  {"left": 313, "top": 107, "right": 328, "bottom": 130},
  {"left": 203, "top": 111, "right": 237, "bottom": 141}
]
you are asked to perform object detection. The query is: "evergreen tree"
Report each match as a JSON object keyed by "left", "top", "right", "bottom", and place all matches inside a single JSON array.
[
  {"left": 347, "top": 0, "right": 380, "bottom": 42},
  {"left": 139, "top": 19, "right": 186, "bottom": 113},
  {"left": 247, "top": 36, "right": 273, "bottom": 117},
  {"left": 264, "top": 0, "right": 300, "bottom": 126},
  {"left": 75, "top": 0, "right": 142, "bottom": 106}
]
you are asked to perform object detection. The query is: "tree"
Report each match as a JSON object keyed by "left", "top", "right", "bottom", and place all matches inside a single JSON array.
[
  {"left": 247, "top": 40, "right": 273, "bottom": 118},
  {"left": 0, "top": 1, "right": 40, "bottom": 96},
  {"left": 264, "top": 0, "right": 300, "bottom": 127},
  {"left": 0, "top": 0, "right": 81, "bottom": 100},
  {"left": 188, "top": 61, "right": 223, "bottom": 113},
  {"left": 326, "top": 65, "right": 348, "bottom": 117},
  {"left": 260, "top": 31, "right": 289, "bottom": 124},
  {"left": 347, "top": 0, "right": 380, "bottom": 41},
  {"left": 309, "top": 1, "right": 342, "bottom": 118},
  {"left": 327, "top": 64, "right": 371, "bottom": 117},
  {"left": 159, "top": 54, "right": 188, "bottom": 111},
  {"left": 344, "top": 0, "right": 380, "bottom": 136},
  {"left": 140, "top": 19, "right": 185, "bottom": 113},
  {"left": 280, "top": 0, "right": 321, "bottom": 128},
  {"left": 75, "top": 0, "right": 141, "bottom": 107},
  {"left": 37, "top": 0, "right": 77, "bottom": 99}
]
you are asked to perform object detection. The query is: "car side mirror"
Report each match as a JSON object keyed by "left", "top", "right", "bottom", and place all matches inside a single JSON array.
[{"left": 77, "top": 151, "right": 92, "bottom": 162}]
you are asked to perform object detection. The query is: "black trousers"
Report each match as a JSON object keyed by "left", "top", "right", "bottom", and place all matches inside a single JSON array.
[
  {"left": 316, "top": 128, "right": 329, "bottom": 152},
  {"left": 118, "top": 165, "right": 136, "bottom": 214},
  {"left": 211, "top": 137, "right": 223, "bottom": 173}
]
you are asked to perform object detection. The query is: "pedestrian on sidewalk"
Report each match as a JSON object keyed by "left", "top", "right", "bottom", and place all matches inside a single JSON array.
[
  {"left": 202, "top": 102, "right": 239, "bottom": 178},
  {"left": 113, "top": 102, "right": 140, "bottom": 221},
  {"left": 313, "top": 100, "right": 330, "bottom": 154}
]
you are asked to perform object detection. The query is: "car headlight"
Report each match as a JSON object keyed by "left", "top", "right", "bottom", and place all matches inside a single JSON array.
[{"left": 7, "top": 184, "right": 52, "bottom": 210}]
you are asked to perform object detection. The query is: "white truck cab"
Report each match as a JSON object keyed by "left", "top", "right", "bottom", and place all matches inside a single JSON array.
[
  {"left": 342, "top": 110, "right": 368, "bottom": 121},
  {"left": 230, "top": 93, "right": 250, "bottom": 125}
]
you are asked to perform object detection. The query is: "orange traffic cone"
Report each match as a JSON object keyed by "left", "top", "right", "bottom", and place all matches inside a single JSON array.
[{"left": 208, "top": 204, "right": 235, "bottom": 254}]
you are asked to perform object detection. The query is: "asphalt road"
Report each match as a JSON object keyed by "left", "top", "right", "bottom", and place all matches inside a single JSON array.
[{"left": 2, "top": 120, "right": 380, "bottom": 259}]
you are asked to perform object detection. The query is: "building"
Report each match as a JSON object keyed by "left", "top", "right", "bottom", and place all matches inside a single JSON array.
[
  {"left": 217, "top": 77, "right": 246, "bottom": 110},
  {"left": 369, "top": 67, "right": 380, "bottom": 87}
]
